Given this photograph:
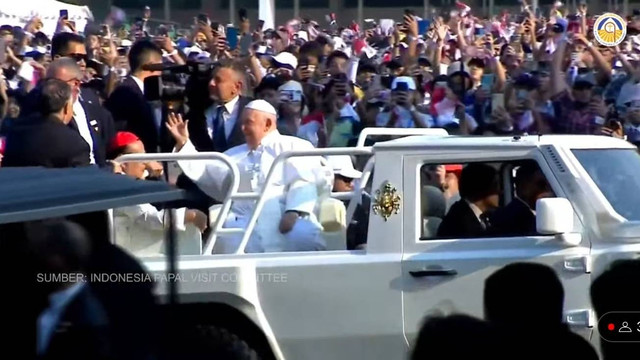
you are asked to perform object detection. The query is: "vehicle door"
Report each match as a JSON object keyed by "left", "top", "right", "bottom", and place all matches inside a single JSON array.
[{"left": 400, "top": 149, "right": 593, "bottom": 347}]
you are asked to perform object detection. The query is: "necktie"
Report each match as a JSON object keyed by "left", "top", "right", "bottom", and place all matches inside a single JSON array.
[
  {"left": 480, "top": 213, "right": 492, "bottom": 230},
  {"left": 213, "top": 106, "right": 227, "bottom": 150}
]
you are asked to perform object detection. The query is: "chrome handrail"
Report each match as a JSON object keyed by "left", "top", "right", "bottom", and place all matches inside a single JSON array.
[{"left": 355, "top": 127, "right": 449, "bottom": 147}]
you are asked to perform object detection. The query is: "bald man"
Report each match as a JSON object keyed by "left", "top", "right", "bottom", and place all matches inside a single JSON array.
[{"left": 167, "top": 100, "right": 333, "bottom": 254}]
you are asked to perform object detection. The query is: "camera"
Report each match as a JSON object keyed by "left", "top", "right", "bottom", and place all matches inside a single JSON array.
[{"left": 143, "top": 60, "right": 218, "bottom": 102}]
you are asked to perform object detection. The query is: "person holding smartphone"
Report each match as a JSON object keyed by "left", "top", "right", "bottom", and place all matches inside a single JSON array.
[{"left": 375, "top": 76, "right": 433, "bottom": 129}]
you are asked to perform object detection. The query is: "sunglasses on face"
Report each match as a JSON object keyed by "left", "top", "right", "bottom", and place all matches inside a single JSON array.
[
  {"left": 65, "top": 53, "right": 88, "bottom": 63},
  {"left": 336, "top": 175, "right": 355, "bottom": 183}
]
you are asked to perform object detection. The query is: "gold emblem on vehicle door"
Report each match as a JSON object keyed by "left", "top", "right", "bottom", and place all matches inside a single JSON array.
[{"left": 372, "top": 182, "right": 401, "bottom": 221}]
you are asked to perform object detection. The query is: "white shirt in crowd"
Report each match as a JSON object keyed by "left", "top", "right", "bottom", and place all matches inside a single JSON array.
[
  {"left": 204, "top": 95, "right": 241, "bottom": 140},
  {"left": 176, "top": 130, "right": 332, "bottom": 253},
  {"left": 72, "top": 99, "right": 95, "bottom": 164},
  {"left": 375, "top": 105, "right": 435, "bottom": 128}
]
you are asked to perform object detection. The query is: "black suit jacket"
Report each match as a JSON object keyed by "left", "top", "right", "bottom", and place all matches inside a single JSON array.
[
  {"left": 105, "top": 76, "right": 172, "bottom": 153},
  {"left": 437, "top": 200, "right": 486, "bottom": 238},
  {"left": 489, "top": 199, "right": 537, "bottom": 237},
  {"left": 17, "top": 86, "right": 115, "bottom": 167},
  {"left": 41, "top": 285, "right": 112, "bottom": 360},
  {"left": 186, "top": 96, "right": 252, "bottom": 152},
  {"left": 2, "top": 114, "right": 91, "bottom": 168}
]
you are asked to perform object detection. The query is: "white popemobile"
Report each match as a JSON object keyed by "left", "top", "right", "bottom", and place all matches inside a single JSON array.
[{"left": 113, "top": 129, "right": 640, "bottom": 359}]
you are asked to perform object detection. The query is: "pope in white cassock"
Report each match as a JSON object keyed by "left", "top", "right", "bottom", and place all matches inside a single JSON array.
[{"left": 166, "top": 100, "right": 333, "bottom": 253}]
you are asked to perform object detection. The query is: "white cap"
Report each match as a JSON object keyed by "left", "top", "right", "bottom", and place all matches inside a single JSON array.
[
  {"left": 272, "top": 52, "right": 298, "bottom": 70},
  {"left": 120, "top": 39, "right": 133, "bottom": 47},
  {"left": 391, "top": 76, "right": 417, "bottom": 91},
  {"left": 278, "top": 80, "right": 303, "bottom": 93},
  {"left": 327, "top": 155, "right": 362, "bottom": 179},
  {"left": 244, "top": 99, "right": 277, "bottom": 116}
]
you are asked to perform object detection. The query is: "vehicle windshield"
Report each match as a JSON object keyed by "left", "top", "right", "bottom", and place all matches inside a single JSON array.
[{"left": 572, "top": 149, "right": 640, "bottom": 221}]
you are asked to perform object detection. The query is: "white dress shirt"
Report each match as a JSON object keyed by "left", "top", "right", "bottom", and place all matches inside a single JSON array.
[
  {"left": 176, "top": 130, "right": 332, "bottom": 253},
  {"left": 132, "top": 76, "right": 162, "bottom": 133},
  {"left": 204, "top": 95, "right": 241, "bottom": 140},
  {"left": 466, "top": 200, "right": 486, "bottom": 229},
  {"left": 72, "top": 99, "right": 95, "bottom": 164},
  {"left": 37, "top": 282, "right": 86, "bottom": 355}
]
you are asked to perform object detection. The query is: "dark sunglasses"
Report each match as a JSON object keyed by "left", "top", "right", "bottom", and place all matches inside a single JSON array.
[
  {"left": 65, "top": 53, "right": 88, "bottom": 62},
  {"left": 336, "top": 174, "right": 355, "bottom": 183}
]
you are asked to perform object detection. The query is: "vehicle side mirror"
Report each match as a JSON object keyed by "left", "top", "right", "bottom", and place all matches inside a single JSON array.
[{"left": 536, "top": 198, "right": 582, "bottom": 246}]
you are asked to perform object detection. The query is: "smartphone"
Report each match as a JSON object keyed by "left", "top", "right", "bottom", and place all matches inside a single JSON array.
[
  {"left": 0, "top": 38, "right": 6, "bottom": 65},
  {"left": 239, "top": 34, "right": 252, "bottom": 56},
  {"left": 101, "top": 24, "right": 110, "bottom": 36},
  {"left": 60, "top": 9, "right": 68, "bottom": 19},
  {"left": 238, "top": 8, "right": 248, "bottom": 22},
  {"left": 481, "top": 73, "right": 494, "bottom": 91},
  {"left": 226, "top": 27, "right": 239, "bottom": 50},
  {"left": 395, "top": 82, "right": 409, "bottom": 91},
  {"left": 418, "top": 20, "right": 431, "bottom": 35},
  {"left": 475, "top": 27, "right": 486, "bottom": 36},
  {"left": 258, "top": 20, "right": 265, "bottom": 31},
  {"left": 197, "top": 13, "right": 209, "bottom": 24},
  {"left": 404, "top": 9, "right": 415, "bottom": 17},
  {"left": 516, "top": 89, "right": 529, "bottom": 101},
  {"left": 491, "top": 93, "right": 505, "bottom": 113}
]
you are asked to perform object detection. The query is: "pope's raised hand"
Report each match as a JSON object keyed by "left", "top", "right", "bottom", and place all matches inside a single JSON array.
[{"left": 166, "top": 112, "right": 189, "bottom": 148}]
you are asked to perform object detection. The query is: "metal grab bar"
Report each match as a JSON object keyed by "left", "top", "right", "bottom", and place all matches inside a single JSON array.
[
  {"left": 116, "top": 152, "right": 240, "bottom": 254},
  {"left": 346, "top": 156, "right": 375, "bottom": 226},
  {"left": 116, "top": 148, "right": 374, "bottom": 255},
  {"left": 356, "top": 127, "right": 449, "bottom": 147},
  {"left": 235, "top": 147, "right": 373, "bottom": 254}
]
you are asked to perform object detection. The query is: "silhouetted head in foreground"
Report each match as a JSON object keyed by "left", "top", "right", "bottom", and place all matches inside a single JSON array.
[
  {"left": 484, "top": 262, "right": 598, "bottom": 360},
  {"left": 591, "top": 260, "right": 640, "bottom": 360},
  {"left": 411, "top": 313, "right": 503, "bottom": 360},
  {"left": 484, "top": 262, "right": 564, "bottom": 328}
]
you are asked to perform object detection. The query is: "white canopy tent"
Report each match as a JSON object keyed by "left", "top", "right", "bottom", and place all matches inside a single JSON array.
[{"left": 0, "top": 0, "right": 94, "bottom": 37}]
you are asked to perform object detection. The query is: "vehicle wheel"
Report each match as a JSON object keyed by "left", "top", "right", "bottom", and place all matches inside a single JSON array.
[{"left": 193, "top": 325, "right": 261, "bottom": 360}]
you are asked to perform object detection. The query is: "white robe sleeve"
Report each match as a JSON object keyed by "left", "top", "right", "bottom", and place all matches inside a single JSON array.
[
  {"left": 175, "top": 140, "right": 232, "bottom": 201},
  {"left": 283, "top": 141, "right": 325, "bottom": 214},
  {"left": 115, "top": 205, "right": 187, "bottom": 232}
]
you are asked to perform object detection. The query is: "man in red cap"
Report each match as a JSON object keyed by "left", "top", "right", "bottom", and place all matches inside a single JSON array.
[{"left": 108, "top": 131, "right": 207, "bottom": 256}]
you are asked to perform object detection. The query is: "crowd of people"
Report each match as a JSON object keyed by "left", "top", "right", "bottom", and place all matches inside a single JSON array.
[{"left": 2, "top": 2, "right": 640, "bottom": 358}]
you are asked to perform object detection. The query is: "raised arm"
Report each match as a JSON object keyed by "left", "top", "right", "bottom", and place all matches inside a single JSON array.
[{"left": 550, "top": 34, "right": 569, "bottom": 97}]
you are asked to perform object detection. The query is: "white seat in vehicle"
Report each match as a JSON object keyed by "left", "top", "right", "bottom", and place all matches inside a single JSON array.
[
  {"left": 210, "top": 198, "right": 348, "bottom": 251},
  {"left": 421, "top": 185, "right": 447, "bottom": 238},
  {"left": 318, "top": 197, "right": 347, "bottom": 250}
]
